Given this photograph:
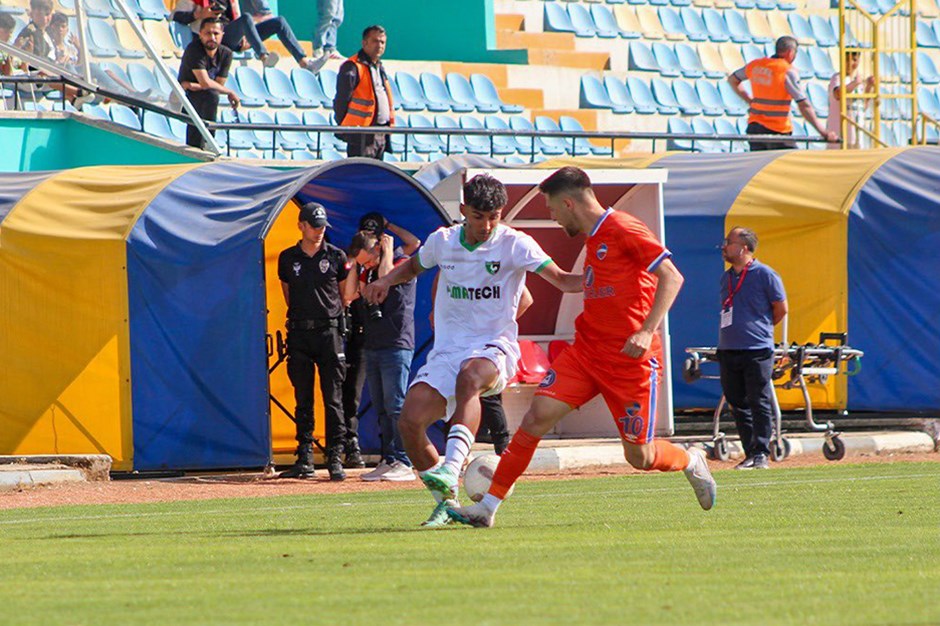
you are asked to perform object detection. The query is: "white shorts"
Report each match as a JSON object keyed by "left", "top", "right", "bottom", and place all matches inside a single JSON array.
[{"left": 410, "top": 344, "right": 518, "bottom": 422}]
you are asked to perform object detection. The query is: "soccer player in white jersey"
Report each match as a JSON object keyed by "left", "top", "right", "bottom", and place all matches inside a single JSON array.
[{"left": 363, "top": 174, "right": 582, "bottom": 526}]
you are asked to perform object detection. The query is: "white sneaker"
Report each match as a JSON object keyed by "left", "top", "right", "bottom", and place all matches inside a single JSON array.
[
  {"left": 305, "top": 53, "right": 329, "bottom": 74},
  {"left": 361, "top": 460, "right": 391, "bottom": 482},
  {"left": 684, "top": 448, "right": 717, "bottom": 511},
  {"left": 380, "top": 460, "right": 416, "bottom": 482},
  {"left": 261, "top": 51, "right": 280, "bottom": 68},
  {"left": 447, "top": 501, "right": 496, "bottom": 528}
]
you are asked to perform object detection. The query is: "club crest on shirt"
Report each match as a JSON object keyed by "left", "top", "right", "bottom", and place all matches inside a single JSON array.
[
  {"left": 485, "top": 261, "right": 501, "bottom": 275},
  {"left": 292, "top": 262, "right": 301, "bottom": 276},
  {"left": 319, "top": 258, "right": 330, "bottom": 273},
  {"left": 538, "top": 369, "right": 556, "bottom": 388},
  {"left": 597, "top": 243, "right": 608, "bottom": 260},
  {"left": 584, "top": 265, "right": 595, "bottom": 288}
]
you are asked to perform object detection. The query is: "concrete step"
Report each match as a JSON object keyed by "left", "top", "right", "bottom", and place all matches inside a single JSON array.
[{"left": 0, "top": 465, "right": 87, "bottom": 492}]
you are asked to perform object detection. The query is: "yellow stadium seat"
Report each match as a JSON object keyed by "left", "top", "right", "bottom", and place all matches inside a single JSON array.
[
  {"left": 114, "top": 20, "right": 145, "bottom": 54},
  {"left": 693, "top": 0, "right": 715, "bottom": 8},
  {"left": 699, "top": 41, "right": 731, "bottom": 74},
  {"left": 636, "top": 6, "right": 668, "bottom": 40},
  {"left": 917, "top": 0, "right": 939, "bottom": 17},
  {"left": 143, "top": 20, "right": 181, "bottom": 58},
  {"left": 768, "top": 11, "right": 794, "bottom": 37},
  {"left": 747, "top": 10, "right": 775, "bottom": 41},
  {"left": 719, "top": 41, "right": 746, "bottom": 71},
  {"left": 715, "top": 0, "right": 735, "bottom": 9},
  {"left": 614, "top": 5, "right": 646, "bottom": 37}
]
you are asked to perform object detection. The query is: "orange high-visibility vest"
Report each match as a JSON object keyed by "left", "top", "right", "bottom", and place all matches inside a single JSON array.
[
  {"left": 745, "top": 57, "right": 793, "bottom": 133},
  {"left": 339, "top": 55, "right": 395, "bottom": 127}
]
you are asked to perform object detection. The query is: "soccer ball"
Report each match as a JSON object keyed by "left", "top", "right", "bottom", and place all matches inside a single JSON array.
[{"left": 463, "top": 454, "right": 513, "bottom": 503}]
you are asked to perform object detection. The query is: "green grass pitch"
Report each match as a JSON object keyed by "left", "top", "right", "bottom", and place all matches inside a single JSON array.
[{"left": 0, "top": 462, "right": 937, "bottom": 625}]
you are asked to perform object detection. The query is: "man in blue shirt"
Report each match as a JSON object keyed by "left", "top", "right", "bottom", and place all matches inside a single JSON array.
[{"left": 718, "top": 227, "right": 787, "bottom": 469}]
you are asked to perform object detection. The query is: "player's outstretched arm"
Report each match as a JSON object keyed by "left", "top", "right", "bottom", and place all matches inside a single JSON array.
[
  {"left": 363, "top": 255, "right": 425, "bottom": 304},
  {"left": 622, "top": 258, "right": 684, "bottom": 358},
  {"left": 536, "top": 261, "right": 583, "bottom": 293}
]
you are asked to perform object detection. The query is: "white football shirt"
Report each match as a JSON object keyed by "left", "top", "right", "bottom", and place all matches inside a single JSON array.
[{"left": 419, "top": 223, "right": 552, "bottom": 364}]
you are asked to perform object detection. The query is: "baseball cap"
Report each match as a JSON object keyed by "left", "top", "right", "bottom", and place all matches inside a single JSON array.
[
  {"left": 299, "top": 202, "right": 331, "bottom": 228},
  {"left": 359, "top": 211, "right": 385, "bottom": 235}
]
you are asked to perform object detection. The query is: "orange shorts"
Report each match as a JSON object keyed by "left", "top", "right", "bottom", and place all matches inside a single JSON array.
[{"left": 534, "top": 342, "right": 661, "bottom": 444}]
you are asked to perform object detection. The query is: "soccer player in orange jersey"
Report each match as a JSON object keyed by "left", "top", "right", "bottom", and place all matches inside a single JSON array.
[{"left": 448, "top": 166, "right": 717, "bottom": 528}]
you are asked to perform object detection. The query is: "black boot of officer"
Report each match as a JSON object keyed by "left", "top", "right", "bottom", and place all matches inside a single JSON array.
[
  {"left": 328, "top": 445, "right": 346, "bottom": 481},
  {"left": 344, "top": 436, "right": 365, "bottom": 468},
  {"left": 281, "top": 441, "right": 316, "bottom": 479}
]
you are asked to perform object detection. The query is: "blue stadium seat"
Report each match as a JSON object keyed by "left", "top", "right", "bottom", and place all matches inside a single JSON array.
[
  {"left": 675, "top": 78, "right": 720, "bottom": 114},
  {"left": 691, "top": 117, "right": 725, "bottom": 152},
  {"left": 653, "top": 77, "right": 698, "bottom": 114},
  {"left": 701, "top": 9, "right": 730, "bottom": 42},
  {"left": 648, "top": 0, "right": 669, "bottom": 9},
  {"left": 718, "top": 78, "right": 748, "bottom": 115},
  {"left": 755, "top": 0, "right": 777, "bottom": 10},
  {"left": 808, "top": 47, "right": 835, "bottom": 80},
  {"left": 226, "top": 73, "right": 261, "bottom": 108},
  {"left": 320, "top": 148, "right": 346, "bottom": 161},
  {"left": 394, "top": 71, "right": 431, "bottom": 111},
  {"left": 218, "top": 109, "right": 254, "bottom": 150},
  {"left": 658, "top": 7, "right": 688, "bottom": 39},
  {"left": 581, "top": 75, "right": 618, "bottom": 110},
  {"left": 544, "top": 2, "right": 596, "bottom": 37},
  {"left": 535, "top": 115, "right": 582, "bottom": 155},
  {"left": 806, "top": 82, "right": 829, "bottom": 118},
  {"left": 59, "top": 0, "right": 110, "bottom": 18},
  {"left": 569, "top": 3, "right": 614, "bottom": 38},
  {"left": 302, "top": 110, "right": 342, "bottom": 153},
  {"left": 879, "top": 87, "right": 900, "bottom": 120},
  {"left": 484, "top": 115, "right": 531, "bottom": 153},
  {"left": 142, "top": 111, "right": 178, "bottom": 141},
  {"left": 637, "top": 77, "right": 678, "bottom": 114},
  {"left": 603, "top": 76, "right": 637, "bottom": 113},
  {"left": 917, "top": 86, "right": 940, "bottom": 118},
  {"left": 652, "top": 42, "right": 682, "bottom": 77},
  {"left": 626, "top": 77, "right": 660, "bottom": 113},
  {"left": 880, "top": 122, "right": 899, "bottom": 146},
  {"left": 97, "top": 61, "right": 134, "bottom": 90},
  {"left": 446, "top": 73, "right": 498, "bottom": 113},
  {"left": 136, "top": 0, "right": 170, "bottom": 19},
  {"left": 670, "top": 0, "right": 692, "bottom": 8},
  {"left": 109, "top": 103, "right": 141, "bottom": 130},
  {"left": 169, "top": 21, "right": 192, "bottom": 49},
  {"left": 469, "top": 74, "right": 523, "bottom": 114},
  {"left": 741, "top": 43, "right": 764, "bottom": 64},
  {"left": 88, "top": 18, "right": 144, "bottom": 58},
  {"left": 894, "top": 54, "right": 912, "bottom": 84},
  {"left": 432, "top": 115, "right": 476, "bottom": 154},
  {"left": 83, "top": 103, "right": 111, "bottom": 121},
  {"left": 245, "top": 110, "right": 278, "bottom": 153},
  {"left": 629, "top": 41, "right": 662, "bottom": 73},
  {"left": 694, "top": 79, "right": 725, "bottom": 114},
  {"left": 318, "top": 69, "right": 338, "bottom": 101},
  {"left": 918, "top": 51, "right": 940, "bottom": 85},
  {"left": 877, "top": 0, "right": 905, "bottom": 14},
  {"left": 236, "top": 66, "right": 289, "bottom": 107},
  {"left": 734, "top": 0, "right": 756, "bottom": 10},
  {"left": 274, "top": 110, "right": 316, "bottom": 151},
  {"left": 809, "top": 15, "right": 837, "bottom": 47},
  {"left": 679, "top": 8, "right": 709, "bottom": 41},
  {"left": 724, "top": 10, "right": 752, "bottom": 43},
  {"left": 291, "top": 68, "right": 332, "bottom": 108},
  {"left": 879, "top": 52, "right": 899, "bottom": 83},
  {"left": 831, "top": 16, "right": 865, "bottom": 49},
  {"left": 0, "top": 2, "right": 25, "bottom": 14},
  {"left": 714, "top": 117, "right": 747, "bottom": 151},
  {"left": 126, "top": 62, "right": 164, "bottom": 99},
  {"left": 896, "top": 122, "right": 912, "bottom": 146},
  {"left": 506, "top": 116, "right": 551, "bottom": 156},
  {"left": 408, "top": 113, "right": 447, "bottom": 153},
  {"left": 791, "top": 47, "right": 814, "bottom": 80},
  {"left": 560, "top": 115, "right": 613, "bottom": 155},
  {"left": 787, "top": 13, "right": 815, "bottom": 44},
  {"left": 673, "top": 43, "right": 706, "bottom": 78},
  {"left": 461, "top": 116, "right": 516, "bottom": 155},
  {"left": 897, "top": 86, "right": 912, "bottom": 120},
  {"left": 591, "top": 4, "right": 639, "bottom": 37},
  {"left": 667, "top": 118, "right": 694, "bottom": 150},
  {"left": 265, "top": 68, "right": 310, "bottom": 107},
  {"left": 422, "top": 72, "right": 468, "bottom": 112},
  {"left": 916, "top": 20, "right": 939, "bottom": 48}
]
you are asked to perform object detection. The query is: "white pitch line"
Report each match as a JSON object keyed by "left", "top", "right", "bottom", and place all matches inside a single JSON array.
[{"left": 0, "top": 472, "right": 935, "bottom": 527}]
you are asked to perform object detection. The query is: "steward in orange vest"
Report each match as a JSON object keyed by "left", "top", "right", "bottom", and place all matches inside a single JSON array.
[{"left": 333, "top": 25, "right": 394, "bottom": 159}]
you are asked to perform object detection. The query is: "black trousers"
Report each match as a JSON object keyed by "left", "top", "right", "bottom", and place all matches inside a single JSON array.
[
  {"left": 345, "top": 130, "right": 386, "bottom": 159},
  {"left": 479, "top": 394, "right": 510, "bottom": 455},
  {"left": 747, "top": 121, "right": 797, "bottom": 151},
  {"left": 286, "top": 327, "right": 347, "bottom": 455},
  {"left": 185, "top": 90, "right": 219, "bottom": 149},
  {"left": 718, "top": 348, "right": 775, "bottom": 457},
  {"left": 341, "top": 324, "right": 366, "bottom": 446}
]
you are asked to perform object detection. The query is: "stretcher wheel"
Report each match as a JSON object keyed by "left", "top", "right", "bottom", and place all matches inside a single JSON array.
[
  {"left": 711, "top": 437, "right": 731, "bottom": 461},
  {"left": 771, "top": 438, "right": 791, "bottom": 462},
  {"left": 823, "top": 436, "right": 846, "bottom": 461}
]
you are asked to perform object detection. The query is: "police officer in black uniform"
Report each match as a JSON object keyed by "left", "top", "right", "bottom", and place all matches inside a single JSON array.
[{"left": 277, "top": 202, "right": 351, "bottom": 481}]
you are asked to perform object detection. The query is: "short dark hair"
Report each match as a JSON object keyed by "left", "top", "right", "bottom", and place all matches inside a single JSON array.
[
  {"left": 49, "top": 11, "right": 67, "bottom": 27},
  {"left": 463, "top": 174, "right": 507, "bottom": 214},
  {"left": 200, "top": 16, "right": 225, "bottom": 30},
  {"left": 775, "top": 36, "right": 798, "bottom": 55},
  {"left": 362, "top": 25, "right": 386, "bottom": 39},
  {"left": 30, "top": 0, "right": 53, "bottom": 12},
  {"left": 538, "top": 166, "right": 593, "bottom": 197},
  {"left": 732, "top": 227, "right": 758, "bottom": 252},
  {"left": 0, "top": 12, "right": 16, "bottom": 30},
  {"left": 348, "top": 230, "right": 378, "bottom": 258}
]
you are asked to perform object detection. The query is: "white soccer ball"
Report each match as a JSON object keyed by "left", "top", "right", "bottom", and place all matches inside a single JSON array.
[{"left": 463, "top": 454, "right": 513, "bottom": 503}]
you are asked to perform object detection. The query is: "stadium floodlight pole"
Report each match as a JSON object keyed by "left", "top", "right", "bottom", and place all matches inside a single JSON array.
[
  {"left": 111, "top": 0, "right": 222, "bottom": 155},
  {"left": 73, "top": 0, "right": 92, "bottom": 84}
]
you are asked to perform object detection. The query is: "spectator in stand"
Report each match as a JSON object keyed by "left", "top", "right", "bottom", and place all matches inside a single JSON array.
[
  {"left": 728, "top": 36, "right": 838, "bottom": 151},
  {"left": 177, "top": 17, "right": 239, "bottom": 149},
  {"left": 309, "top": 0, "right": 343, "bottom": 70},
  {"left": 13, "top": 0, "right": 54, "bottom": 63},
  {"left": 334, "top": 25, "right": 393, "bottom": 159},
  {"left": 826, "top": 51, "right": 874, "bottom": 150},
  {"left": 1, "top": 13, "right": 18, "bottom": 77}
]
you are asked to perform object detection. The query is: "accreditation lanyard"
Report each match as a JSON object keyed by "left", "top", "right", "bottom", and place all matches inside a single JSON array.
[{"left": 723, "top": 260, "right": 753, "bottom": 310}]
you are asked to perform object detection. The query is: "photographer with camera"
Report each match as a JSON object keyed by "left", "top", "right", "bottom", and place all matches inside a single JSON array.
[{"left": 348, "top": 214, "right": 421, "bottom": 482}]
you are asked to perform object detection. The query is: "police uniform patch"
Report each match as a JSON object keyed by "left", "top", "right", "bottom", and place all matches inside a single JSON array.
[
  {"left": 597, "top": 243, "right": 608, "bottom": 260},
  {"left": 319, "top": 258, "right": 331, "bottom": 273}
]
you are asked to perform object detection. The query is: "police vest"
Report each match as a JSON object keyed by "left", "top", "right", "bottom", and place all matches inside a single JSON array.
[
  {"left": 746, "top": 57, "right": 794, "bottom": 133},
  {"left": 339, "top": 56, "right": 395, "bottom": 127}
]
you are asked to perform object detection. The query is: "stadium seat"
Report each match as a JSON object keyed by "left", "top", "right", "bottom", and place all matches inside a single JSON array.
[
  {"left": 880, "top": 122, "right": 899, "bottom": 146},
  {"left": 544, "top": 2, "right": 596, "bottom": 37},
  {"left": 897, "top": 86, "right": 912, "bottom": 120},
  {"left": 604, "top": 76, "right": 637, "bottom": 113},
  {"left": 591, "top": 4, "right": 639, "bottom": 37},
  {"left": 225, "top": 72, "right": 262, "bottom": 108},
  {"left": 625, "top": 77, "right": 660, "bottom": 113},
  {"left": 658, "top": 7, "right": 688, "bottom": 39},
  {"left": 168, "top": 21, "right": 193, "bottom": 49},
  {"left": 82, "top": 103, "right": 111, "bottom": 121},
  {"left": 264, "top": 68, "right": 308, "bottom": 107},
  {"left": 734, "top": 0, "right": 755, "bottom": 10},
  {"left": 701, "top": 8, "right": 731, "bottom": 42},
  {"left": 719, "top": 41, "right": 746, "bottom": 71},
  {"left": 916, "top": 20, "right": 939, "bottom": 48},
  {"left": 787, "top": 13, "right": 815, "bottom": 45},
  {"left": 652, "top": 42, "right": 682, "bottom": 77},
  {"left": 569, "top": 2, "right": 613, "bottom": 37},
  {"left": 434, "top": 114, "right": 482, "bottom": 154},
  {"left": 235, "top": 66, "right": 289, "bottom": 107},
  {"left": 302, "top": 110, "right": 342, "bottom": 154},
  {"left": 136, "top": 0, "right": 169, "bottom": 19},
  {"left": 631, "top": 77, "right": 678, "bottom": 114},
  {"left": 581, "top": 74, "right": 619, "bottom": 110},
  {"left": 933, "top": 20, "right": 940, "bottom": 47},
  {"left": 469, "top": 74, "right": 523, "bottom": 114},
  {"left": 767, "top": 11, "right": 793, "bottom": 38},
  {"left": 547, "top": 340, "right": 570, "bottom": 362},
  {"left": 806, "top": 82, "right": 829, "bottom": 117},
  {"left": 291, "top": 67, "right": 332, "bottom": 108},
  {"left": 407, "top": 113, "right": 446, "bottom": 153},
  {"left": 879, "top": 87, "right": 900, "bottom": 120},
  {"left": 917, "top": 86, "right": 940, "bottom": 118},
  {"left": 918, "top": 51, "right": 940, "bottom": 84},
  {"left": 667, "top": 117, "right": 695, "bottom": 150},
  {"left": 807, "top": 46, "right": 835, "bottom": 81},
  {"left": 744, "top": 11, "right": 773, "bottom": 43},
  {"left": 614, "top": 6, "right": 647, "bottom": 37},
  {"left": 245, "top": 110, "right": 279, "bottom": 153},
  {"left": 560, "top": 115, "right": 613, "bottom": 155},
  {"left": 714, "top": 117, "right": 747, "bottom": 151},
  {"left": 879, "top": 52, "right": 899, "bottom": 83},
  {"left": 636, "top": 6, "right": 669, "bottom": 39},
  {"left": 485, "top": 115, "right": 531, "bottom": 153},
  {"left": 274, "top": 110, "right": 315, "bottom": 151},
  {"left": 393, "top": 71, "right": 430, "bottom": 111},
  {"left": 679, "top": 7, "right": 709, "bottom": 41},
  {"left": 698, "top": 42, "right": 729, "bottom": 77},
  {"left": 691, "top": 117, "right": 725, "bottom": 151},
  {"left": 535, "top": 115, "right": 582, "bottom": 155},
  {"left": 214, "top": 109, "right": 250, "bottom": 150},
  {"left": 629, "top": 41, "right": 662, "bottom": 73},
  {"left": 741, "top": 43, "right": 764, "bottom": 64},
  {"left": 141, "top": 21, "right": 179, "bottom": 58},
  {"left": 694, "top": 79, "right": 725, "bottom": 114},
  {"left": 675, "top": 78, "right": 720, "bottom": 114},
  {"left": 445, "top": 73, "right": 497, "bottom": 113},
  {"left": 673, "top": 43, "right": 706, "bottom": 78},
  {"left": 516, "top": 340, "right": 551, "bottom": 384},
  {"left": 653, "top": 77, "right": 698, "bottom": 114},
  {"left": 422, "top": 72, "right": 470, "bottom": 112},
  {"left": 790, "top": 46, "right": 814, "bottom": 80},
  {"left": 109, "top": 103, "right": 141, "bottom": 130},
  {"left": 893, "top": 54, "right": 911, "bottom": 84},
  {"left": 723, "top": 10, "right": 752, "bottom": 43},
  {"left": 59, "top": 0, "right": 110, "bottom": 18},
  {"left": 461, "top": 115, "right": 516, "bottom": 155},
  {"left": 809, "top": 15, "right": 837, "bottom": 47},
  {"left": 718, "top": 78, "right": 748, "bottom": 115},
  {"left": 510, "top": 115, "right": 563, "bottom": 155},
  {"left": 88, "top": 18, "right": 143, "bottom": 58},
  {"left": 141, "top": 110, "right": 179, "bottom": 142},
  {"left": 319, "top": 69, "right": 338, "bottom": 101}
]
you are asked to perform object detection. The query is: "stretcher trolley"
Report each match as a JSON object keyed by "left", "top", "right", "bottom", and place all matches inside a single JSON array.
[{"left": 682, "top": 332, "right": 863, "bottom": 462}]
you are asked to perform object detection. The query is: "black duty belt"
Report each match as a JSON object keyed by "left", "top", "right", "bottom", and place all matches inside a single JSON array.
[{"left": 287, "top": 318, "right": 339, "bottom": 331}]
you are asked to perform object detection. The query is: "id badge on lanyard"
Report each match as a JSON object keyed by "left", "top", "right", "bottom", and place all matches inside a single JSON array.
[
  {"left": 722, "top": 261, "right": 751, "bottom": 329},
  {"left": 720, "top": 306, "right": 733, "bottom": 328}
]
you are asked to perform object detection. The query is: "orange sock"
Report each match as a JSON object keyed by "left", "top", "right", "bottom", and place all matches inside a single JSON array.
[
  {"left": 489, "top": 429, "right": 541, "bottom": 499},
  {"left": 647, "top": 440, "right": 690, "bottom": 472}
]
